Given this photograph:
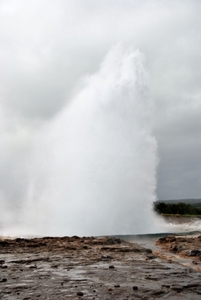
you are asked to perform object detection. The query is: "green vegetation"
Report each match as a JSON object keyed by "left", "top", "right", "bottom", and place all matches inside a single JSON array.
[{"left": 154, "top": 202, "right": 201, "bottom": 216}]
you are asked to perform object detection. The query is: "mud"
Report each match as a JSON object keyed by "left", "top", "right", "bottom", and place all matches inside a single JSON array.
[
  {"left": 156, "top": 234, "right": 201, "bottom": 270},
  {"left": 0, "top": 236, "right": 201, "bottom": 299}
]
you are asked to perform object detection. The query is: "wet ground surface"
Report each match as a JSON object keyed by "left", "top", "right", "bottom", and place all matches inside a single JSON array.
[
  {"left": 156, "top": 234, "right": 201, "bottom": 270},
  {"left": 0, "top": 235, "right": 201, "bottom": 299}
]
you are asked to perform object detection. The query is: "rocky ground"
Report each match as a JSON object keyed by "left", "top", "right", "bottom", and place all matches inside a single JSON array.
[
  {"left": 156, "top": 234, "right": 201, "bottom": 270},
  {"left": 0, "top": 235, "right": 201, "bottom": 299}
]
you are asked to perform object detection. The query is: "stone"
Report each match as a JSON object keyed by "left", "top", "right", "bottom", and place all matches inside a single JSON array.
[{"left": 0, "top": 234, "right": 201, "bottom": 299}]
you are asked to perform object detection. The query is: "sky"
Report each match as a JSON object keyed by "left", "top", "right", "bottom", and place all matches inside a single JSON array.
[{"left": 0, "top": 0, "right": 201, "bottom": 208}]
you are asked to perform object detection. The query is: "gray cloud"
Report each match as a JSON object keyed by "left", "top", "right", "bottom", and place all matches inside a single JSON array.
[
  {"left": 156, "top": 105, "right": 201, "bottom": 199},
  {"left": 0, "top": 0, "right": 201, "bottom": 215}
]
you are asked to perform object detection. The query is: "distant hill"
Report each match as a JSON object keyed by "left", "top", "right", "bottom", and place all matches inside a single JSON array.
[{"left": 155, "top": 199, "right": 201, "bottom": 207}]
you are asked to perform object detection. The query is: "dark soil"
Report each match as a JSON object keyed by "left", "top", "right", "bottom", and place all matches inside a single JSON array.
[
  {"left": 156, "top": 234, "right": 201, "bottom": 270},
  {"left": 0, "top": 235, "right": 201, "bottom": 299}
]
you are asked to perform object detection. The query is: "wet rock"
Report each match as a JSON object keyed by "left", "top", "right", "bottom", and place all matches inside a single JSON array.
[
  {"left": 146, "top": 254, "right": 156, "bottom": 260},
  {"left": 72, "top": 235, "right": 80, "bottom": 240},
  {"left": 152, "top": 290, "right": 165, "bottom": 295},
  {"left": 145, "top": 275, "right": 158, "bottom": 281},
  {"left": 107, "top": 237, "right": 121, "bottom": 244},
  {"left": 51, "top": 264, "right": 59, "bottom": 268},
  {"left": 1, "top": 265, "right": 7, "bottom": 268},
  {"left": 109, "top": 265, "right": 115, "bottom": 268},
  {"left": 144, "top": 248, "right": 152, "bottom": 254},
  {"left": 171, "top": 245, "right": 178, "bottom": 252},
  {"left": 29, "top": 265, "right": 37, "bottom": 268},
  {"left": 0, "top": 260, "right": 5, "bottom": 264},
  {"left": 156, "top": 233, "right": 201, "bottom": 267},
  {"left": 190, "top": 250, "right": 201, "bottom": 256},
  {"left": 119, "top": 248, "right": 133, "bottom": 252},
  {"left": 0, "top": 240, "right": 9, "bottom": 246},
  {"left": 171, "top": 285, "right": 183, "bottom": 292},
  {"left": 162, "top": 284, "right": 170, "bottom": 288},
  {"left": 158, "top": 236, "right": 176, "bottom": 243},
  {"left": 184, "top": 283, "right": 201, "bottom": 288},
  {"left": 65, "top": 246, "right": 76, "bottom": 250}
]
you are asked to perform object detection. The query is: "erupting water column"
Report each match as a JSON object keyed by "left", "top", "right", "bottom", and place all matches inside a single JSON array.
[{"left": 19, "top": 45, "right": 160, "bottom": 236}]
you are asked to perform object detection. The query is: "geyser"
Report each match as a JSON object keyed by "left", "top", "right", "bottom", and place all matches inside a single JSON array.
[{"left": 2, "top": 45, "right": 161, "bottom": 236}]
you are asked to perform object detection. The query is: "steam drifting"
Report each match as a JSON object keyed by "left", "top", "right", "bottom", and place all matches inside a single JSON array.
[{"left": 1, "top": 46, "right": 161, "bottom": 236}]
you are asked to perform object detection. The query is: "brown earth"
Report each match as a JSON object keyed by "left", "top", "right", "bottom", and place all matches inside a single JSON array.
[
  {"left": 0, "top": 235, "right": 201, "bottom": 299},
  {"left": 156, "top": 234, "right": 201, "bottom": 270}
]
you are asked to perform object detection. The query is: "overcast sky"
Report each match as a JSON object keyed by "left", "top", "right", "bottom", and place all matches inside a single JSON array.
[{"left": 0, "top": 0, "right": 201, "bottom": 209}]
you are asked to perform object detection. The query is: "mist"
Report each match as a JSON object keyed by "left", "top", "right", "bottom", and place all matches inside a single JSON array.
[
  {"left": 1, "top": 46, "right": 163, "bottom": 236},
  {"left": 0, "top": 0, "right": 201, "bottom": 235}
]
